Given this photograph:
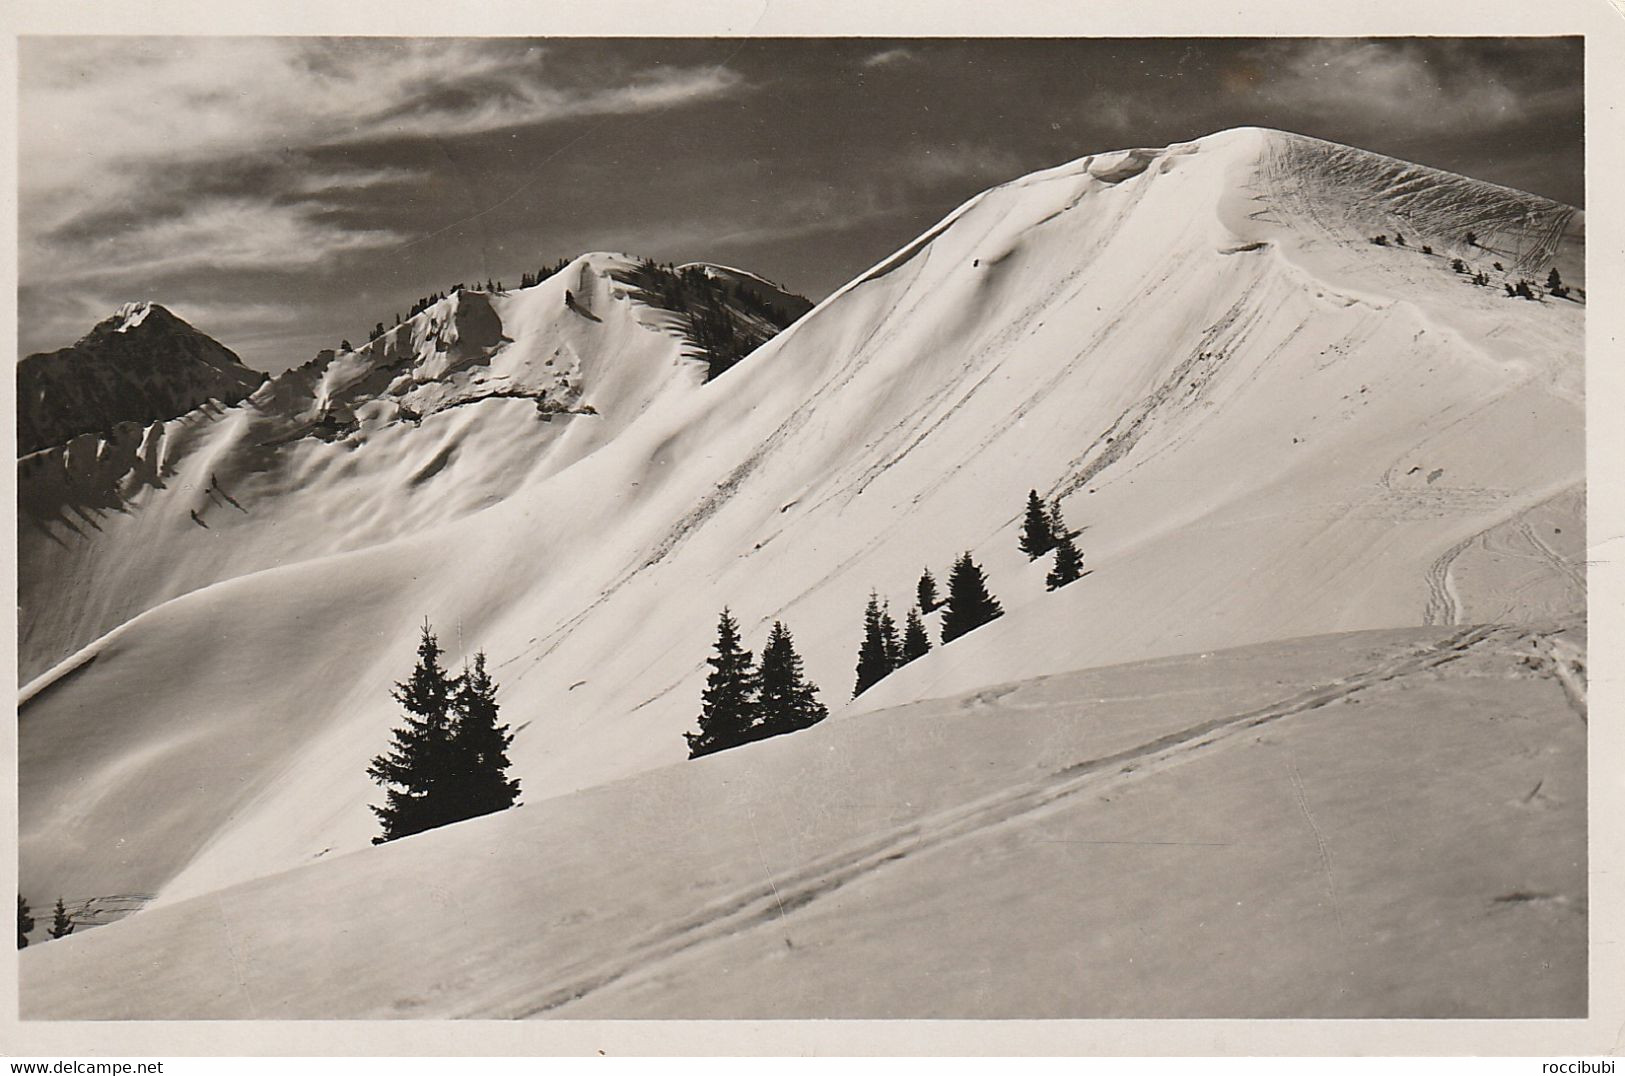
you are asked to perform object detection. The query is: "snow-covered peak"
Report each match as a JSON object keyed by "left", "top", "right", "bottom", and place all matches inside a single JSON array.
[{"left": 111, "top": 300, "right": 154, "bottom": 332}]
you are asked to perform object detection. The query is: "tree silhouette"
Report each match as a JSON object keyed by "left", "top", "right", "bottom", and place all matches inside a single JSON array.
[
  {"left": 917, "top": 568, "right": 940, "bottom": 613},
  {"left": 48, "top": 897, "right": 73, "bottom": 940},
  {"left": 17, "top": 895, "right": 33, "bottom": 949},
  {"left": 1019, "top": 489, "right": 1057, "bottom": 560},
  {"left": 757, "top": 621, "right": 828, "bottom": 738},
  {"left": 446, "top": 652, "right": 521, "bottom": 823},
  {"left": 941, "top": 553, "right": 1004, "bottom": 644},
  {"left": 854, "top": 592, "right": 896, "bottom": 697},
  {"left": 901, "top": 606, "right": 932, "bottom": 665},
  {"left": 1047, "top": 503, "right": 1085, "bottom": 590},
  {"left": 880, "top": 604, "right": 901, "bottom": 671},
  {"left": 686, "top": 609, "right": 758, "bottom": 758},
  {"left": 369, "top": 623, "right": 459, "bottom": 843}
]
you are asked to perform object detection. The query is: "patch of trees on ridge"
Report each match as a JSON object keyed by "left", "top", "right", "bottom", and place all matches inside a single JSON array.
[
  {"left": 1367, "top": 230, "right": 1583, "bottom": 304},
  {"left": 16, "top": 893, "right": 74, "bottom": 949},
  {"left": 686, "top": 612, "right": 830, "bottom": 759},
  {"left": 691, "top": 491, "right": 1091, "bottom": 758},
  {"left": 341, "top": 259, "right": 577, "bottom": 352},
  {"left": 612, "top": 260, "right": 806, "bottom": 381}
]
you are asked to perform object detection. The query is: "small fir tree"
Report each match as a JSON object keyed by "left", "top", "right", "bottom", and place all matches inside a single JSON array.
[
  {"left": 368, "top": 622, "right": 459, "bottom": 844},
  {"left": 917, "top": 568, "right": 940, "bottom": 613},
  {"left": 880, "top": 604, "right": 902, "bottom": 671},
  {"left": 1048, "top": 498, "right": 1072, "bottom": 541},
  {"left": 48, "top": 897, "right": 73, "bottom": 940},
  {"left": 686, "top": 609, "right": 758, "bottom": 759},
  {"left": 854, "top": 593, "right": 895, "bottom": 697},
  {"left": 756, "top": 621, "right": 829, "bottom": 738},
  {"left": 941, "top": 553, "right": 1004, "bottom": 644},
  {"left": 17, "top": 895, "right": 33, "bottom": 950},
  {"left": 1046, "top": 526, "right": 1085, "bottom": 591},
  {"left": 1019, "top": 489, "right": 1057, "bottom": 560},
  {"left": 901, "top": 606, "right": 932, "bottom": 665},
  {"left": 446, "top": 652, "right": 521, "bottom": 823}
]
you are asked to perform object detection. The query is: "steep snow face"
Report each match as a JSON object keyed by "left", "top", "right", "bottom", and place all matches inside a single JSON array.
[
  {"left": 17, "top": 255, "right": 787, "bottom": 681},
  {"left": 18, "top": 129, "right": 1584, "bottom": 916},
  {"left": 16, "top": 302, "right": 265, "bottom": 457}
]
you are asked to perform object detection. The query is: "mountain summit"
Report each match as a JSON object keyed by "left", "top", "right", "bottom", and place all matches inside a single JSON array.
[{"left": 17, "top": 302, "right": 266, "bottom": 457}]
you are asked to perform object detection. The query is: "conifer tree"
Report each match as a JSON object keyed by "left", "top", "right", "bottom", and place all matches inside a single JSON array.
[
  {"left": 1049, "top": 498, "right": 1072, "bottom": 542},
  {"left": 1547, "top": 267, "right": 1564, "bottom": 293},
  {"left": 1047, "top": 526, "right": 1085, "bottom": 591},
  {"left": 368, "top": 622, "right": 458, "bottom": 844},
  {"left": 447, "top": 652, "right": 521, "bottom": 822},
  {"left": 880, "top": 604, "right": 902, "bottom": 671},
  {"left": 854, "top": 592, "right": 894, "bottom": 697},
  {"left": 757, "top": 621, "right": 828, "bottom": 738},
  {"left": 917, "top": 568, "right": 939, "bottom": 613},
  {"left": 17, "top": 895, "right": 33, "bottom": 950},
  {"left": 941, "top": 553, "right": 1004, "bottom": 644},
  {"left": 901, "top": 606, "right": 932, "bottom": 665},
  {"left": 686, "top": 608, "right": 758, "bottom": 759},
  {"left": 1019, "top": 490, "right": 1057, "bottom": 560},
  {"left": 48, "top": 897, "right": 73, "bottom": 940}
]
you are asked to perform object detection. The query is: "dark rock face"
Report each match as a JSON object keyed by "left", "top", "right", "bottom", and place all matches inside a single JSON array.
[{"left": 17, "top": 303, "right": 266, "bottom": 456}]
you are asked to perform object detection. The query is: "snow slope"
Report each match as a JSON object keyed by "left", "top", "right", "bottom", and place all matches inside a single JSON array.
[
  {"left": 18, "top": 128, "right": 1584, "bottom": 932},
  {"left": 21, "top": 624, "right": 1586, "bottom": 1018}
]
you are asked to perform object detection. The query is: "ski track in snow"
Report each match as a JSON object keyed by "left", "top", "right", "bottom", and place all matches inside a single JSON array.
[
  {"left": 490, "top": 625, "right": 1516, "bottom": 1019},
  {"left": 1422, "top": 535, "right": 1473, "bottom": 627}
]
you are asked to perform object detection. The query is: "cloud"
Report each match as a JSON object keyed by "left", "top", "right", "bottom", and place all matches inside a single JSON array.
[
  {"left": 23, "top": 196, "right": 405, "bottom": 287},
  {"left": 288, "top": 165, "right": 426, "bottom": 198},
  {"left": 861, "top": 47, "right": 918, "bottom": 69},
  {"left": 20, "top": 39, "right": 741, "bottom": 200},
  {"left": 1236, "top": 39, "right": 1563, "bottom": 133},
  {"left": 18, "top": 38, "right": 745, "bottom": 294},
  {"left": 897, "top": 143, "right": 1026, "bottom": 185}
]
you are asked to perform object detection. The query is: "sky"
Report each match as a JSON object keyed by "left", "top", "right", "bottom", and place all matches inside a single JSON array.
[{"left": 17, "top": 37, "right": 1584, "bottom": 373}]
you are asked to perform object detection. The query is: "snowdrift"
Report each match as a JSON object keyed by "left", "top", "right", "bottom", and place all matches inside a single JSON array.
[{"left": 18, "top": 128, "right": 1584, "bottom": 943}]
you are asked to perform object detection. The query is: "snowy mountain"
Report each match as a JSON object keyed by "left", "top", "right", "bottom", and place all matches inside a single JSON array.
[
  {"left": 18, "top": 260, "right": 808, "bottom": 681},
  {"left": 17, "top": 302, "right": 265, "bottom": 457},
  {"left": 17, "top": 128, "right": 1585, "bottom": 1016}
]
